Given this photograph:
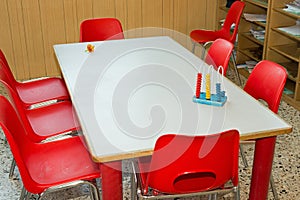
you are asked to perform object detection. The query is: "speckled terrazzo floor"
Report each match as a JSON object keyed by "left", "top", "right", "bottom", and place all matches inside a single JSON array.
[{"left": 0, "top": 71, "right": 299, "bottom": 199}]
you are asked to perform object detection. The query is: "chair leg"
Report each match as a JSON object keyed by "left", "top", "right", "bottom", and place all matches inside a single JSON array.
[
  {"left": 270, "top": 173, "right": 279, "bottom": 200},
  {"left": 9, "top": 158, "right": 16, "bottom": 179},
  {"left": 19, "top": 187, "right": 27, "bottom": 200},
  {"left": 202, "top": 41, "right": 213, "bottom": 60},
  {"left": 230, "top": 53, "right": 242, "bottom": 86},
  {"left": 208, "top": 193, "right": 217, "bottom": 200},
  {"left": 234, "top": 186, "right": 240, "bottom": 200},
  {"left": 239, "top": 144, "right": 249, "bottom": 168},
  {"left": 4, "top": 137, "right": 8, "bottom": 145},
  {"left": 89, "top": 185, "right": 95, "bottom": 200},
  {"left": 192, "top": 42, "right": 196, "bottom": 54},
  {"left": 25, "top": 192, "right": 32, "bottom": 200},
  {"left": 89, "top": 180, "right": 101, "bottom": 200},
  {"left": 131, "top": 171, "right": 137, "bottom": 200}
]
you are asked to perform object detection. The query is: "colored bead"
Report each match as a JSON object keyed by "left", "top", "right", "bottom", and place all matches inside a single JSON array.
[
  {"left": 195, "top": 73, "right": 202, "bottom": 98},
  {"left": 206, "top": 74, "right": 211, "bottom": 100}
]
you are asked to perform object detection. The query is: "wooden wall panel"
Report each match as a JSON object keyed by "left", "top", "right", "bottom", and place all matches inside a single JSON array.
[
  {"left": 115, "top": 0, "right": 128, "bottom": 31},
  {"left": 40, "top": 0, "right": 66, "bottom": 76},
  {"left": 142, "top": 0, "right": 163, "bottom": 37},
  {"left": 63, "top": 0, "right": 79, "bottom": 43},
  {"left": 93, "top": 0, "right": 116, "bottom": 18},
  {"left": 127, "top": 0, "right": 142, "bottom": 38},
  {"left": 187, "top": 0, "right": 207, "bottom": 49},
  {"left": 173, "top": 0, "right": 188, "bottom": 47},
  {"left": 162, "top": 0, "right": 174, "bottom": 37},
  {"left": 6, "top": 0, "right": 29, "bottom": 80},
  {"left": 21, "top": 0, "right": 46, "bottom": 79},
  {"left": 0, "top": 0, "right": 15, "bottom": 75},
  {"left": 0, "top": 0, "right": 216, "bottom": 80},
  {"left": 207, "top": 0, "right": 217, "bottom": 30},
  {"left": 76, "top": 0, "right": 93, "bottom": 28}
]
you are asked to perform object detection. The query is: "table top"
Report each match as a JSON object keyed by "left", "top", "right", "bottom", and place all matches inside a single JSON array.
[{"left": 54, "top": 36, "right": 292, "bottom": 162}]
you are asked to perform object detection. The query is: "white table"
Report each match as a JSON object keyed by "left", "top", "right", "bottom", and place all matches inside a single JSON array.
[{"left": 54, "top": 36, "right": 292, "bottom": 200}]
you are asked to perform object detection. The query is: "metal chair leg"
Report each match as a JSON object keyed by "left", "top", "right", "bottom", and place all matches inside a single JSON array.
[
  {"left": 234, "top": 186, "right": 240, "bottom": 200},
  {"left": 230, "top": 53, "right": 242, "bottom": 86},
  {"left": 239, "top": 144, "right": 249, "bottom": 168},
  {"left": 19, "top": 187, "right": 27, "bottom": 200},
  {"left": 208, "top": 193, "right": 217, "bottom": 200},
  {"left": 89, "top": 179, "right": 101, "bottom": 200},
  {"left": 25, "top": 192, "right": 32, "bottom": 200},
  {"left": 89, "top": 185, "right": 95, "bottom": 200},
  {"left": 90, "top": 180, "right": 100, "bottom": 200},
  {"left": 9, "top": 158, "right": 16, "bottom": 179},
  {"left": 192, "top": 42, "right": 196, "bottom": 54},
  {"left": 4, "top": 137, "right": 8, "bottom": 145},
  {"left": 270, "top": 173, "right": 279, "bottom": 200}
]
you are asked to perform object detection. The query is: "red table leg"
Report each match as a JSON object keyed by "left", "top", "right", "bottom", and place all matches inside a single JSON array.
[
  {"left": 249, "top": 136, "right": 277, "bottom": 200},
  {"left": 100, "top": 161, "right": 123, "bottom": 200}
]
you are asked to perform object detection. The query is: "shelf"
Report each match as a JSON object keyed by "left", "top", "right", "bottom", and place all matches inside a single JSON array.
[
  {"left": 245, "top": 0, "right": 268, "bottom": 9},
  {"left": 238, "top": 48, "right": 263, "bottom": 62},
  {"left": 241, "top": 32, "right": 264, "bottom": 45},
  {"left": 280, "top": 62, "right": 299, "bottom": 81},
  {"left": 242, "top": 16, "right": 267, "bottom": 28},
  {"left": 283, "top": 79, "right": 296, "bottom": 98},
  {"left": 272, "top": 27, "right": 300, "bottom": 42},
  {"left": 253, "top": 20, "right": 267, "bottom": 27},
  {"left": 233, "top": 0, "right": 300, "bottom": 110},
  {"left": 282, "top": 94, "right": 300, "bottom": 110},
  {"left": 273, "top": 8, "right": 300, "bottom": 19},
  {"left": 238, "top": 68, "right": 251, "bottom": 78},
  {"left": 270, "top": 44, "right": 300, "bottom": 62}
]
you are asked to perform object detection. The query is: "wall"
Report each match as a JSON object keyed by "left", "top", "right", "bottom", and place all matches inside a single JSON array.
[{"left": 0, "top": 0, "right": 216, "bottom": 80}]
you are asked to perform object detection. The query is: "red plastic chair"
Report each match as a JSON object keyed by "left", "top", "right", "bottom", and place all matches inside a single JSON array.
[
  {"left": 244, "top": 60, "right": 287, "bottom": 113},
  {"left": 132, "top": 130, "right": 240, "bottom": 199},
  {"left": 0, "top": 95, "right": 101, "bottom": 199},
  {"left": 242, "top": 60, "right": 287, "bottom": 199},
  {"left": 80, "top": 18, "right": 124, "bottom": 42},
  {"left": 190, "top": 1, "right": 245, "bottom": 85},
  {"left": 0, "top": 50, "right": 70, "bottom": 108},
  {"left": 0, "top": 80, "right": 80, "bottom": 179},
  {"left": 190, "top": 1, "right": 245, "bottom": 47},
  {"left": 205, "top": 38, "right": 234, "bottom": 76}
]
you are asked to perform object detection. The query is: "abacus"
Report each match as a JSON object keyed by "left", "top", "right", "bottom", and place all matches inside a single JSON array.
[{"left": 193, "top": 66, "right": 227, "bottom": 107}]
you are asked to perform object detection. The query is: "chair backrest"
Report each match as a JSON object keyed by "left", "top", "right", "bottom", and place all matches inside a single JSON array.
[
  {"left": 0, "top": 52, "right": 17, "bottom": 87},
  {"left": 144, "top": 130, "right": 240, "bottom": 194},
  {"left": 80, "top": 18, "right": 124, "bottom": 42},
  {"left": 0, "top": 95, "right": 34, "bottom": 187},
  {"left": 0, "top": 80, "right": 41, "bottom": 142},
  {"left": 221, "top": 1, "right": 245, "bottom": 44},
  {"left": 244, "top": 60, "right": 287, "bottom": 113},
  {"left": 205, "top": 38, "right": 234, "bottom": 76}
]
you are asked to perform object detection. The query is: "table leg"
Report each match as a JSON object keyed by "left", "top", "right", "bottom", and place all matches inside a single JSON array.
[
  {"left": 100, "top": 161, "right": 123, "bottom": 200},
  {"left": 249, "top": 136, "right": 276, "bottom": 200}
]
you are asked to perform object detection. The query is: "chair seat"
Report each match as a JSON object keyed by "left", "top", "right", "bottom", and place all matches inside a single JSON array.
[
  {"left": 0, "top": 50, "right": 70, "bottom": 108},
  {"left": 25, "top": 101, "right": 80, "bottom": 141},
  {"left": 190, "top": 29, "right": 231, "bottom": 44},
  {"left": 25, "top": 136, "right": 100, "bottom": 194},
  {"left": 16, "top": 77, "right": 70, "bottom": 107}
]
